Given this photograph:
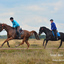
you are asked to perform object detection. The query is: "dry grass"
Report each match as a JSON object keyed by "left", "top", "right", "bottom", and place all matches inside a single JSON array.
[{"left": 0, "top": 39, "right": 64, "bottom": 64}]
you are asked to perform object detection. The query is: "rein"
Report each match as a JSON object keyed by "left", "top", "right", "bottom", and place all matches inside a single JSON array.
[{"left": 2, "top": 25, "right": 3, "bottom": 26}]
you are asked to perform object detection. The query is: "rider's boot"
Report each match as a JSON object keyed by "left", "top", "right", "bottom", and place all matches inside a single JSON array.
[
  {"left": 18, "top": 28, "right": 23, "bottom": 39},
  {"left": 55, "top": 34, "right": 58, "bottom": 40},
  {"left": 56, "top": 37, "right": 58, "bottom": 40},
  {"left": 18, "top": 33, "right": 21, "bottom": 39}
]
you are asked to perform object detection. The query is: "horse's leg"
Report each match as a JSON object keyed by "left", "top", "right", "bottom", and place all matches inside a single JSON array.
[
  {"left": 44, "top": 40, "right": 48, "bottom": 49},
  {"left": 43, "top": 39, "right": 46, "bottom": 46},
  {"left": 25, "top": 40, "right": 30, "bottom": 49},
  {"left": 44, "top": 37, "right": 51, "bottom": 49},
  {"left": 7, "top": 41, "right": 10, "bottom": 47},
  {"left": 0, "top": 37, "right": 13, "bottom": 48},
  {"left": 58, "top": 40, "right": 62, "bottom": 49},
  {"left": 15, "top": 40, "right": 24, "bottom": 47}
]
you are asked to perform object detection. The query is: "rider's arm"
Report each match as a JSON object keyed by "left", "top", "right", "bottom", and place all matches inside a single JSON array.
[
  {"left": 13, "top": 24, "right": 17, "bottom": 28},
  {"left": 51, "top": 23, "right": 53, "bottom": 30},
  {"left": 12, "top": 24, "right": 14, "bottom": 27},
  {"left": 12, "top": 23, "right": 16, "bottom": 28},
  {"left": 12, "top": 20, "right": 18, "bottom": 28}
]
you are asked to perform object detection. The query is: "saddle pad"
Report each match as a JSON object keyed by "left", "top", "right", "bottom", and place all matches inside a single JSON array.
[
  {"left": 20, "top": 31, "right": 24, "bottom": 35},
  {"left": 52, "top": 31, "right": 60, "bottom": 37}
]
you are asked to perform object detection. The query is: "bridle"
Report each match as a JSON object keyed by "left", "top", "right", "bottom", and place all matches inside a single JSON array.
[{"left": 2, "top": 24, "right": 4, "bottom": 30}]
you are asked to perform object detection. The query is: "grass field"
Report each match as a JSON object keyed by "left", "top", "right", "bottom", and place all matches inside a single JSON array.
[{"left": 0, "top": 39, "right": 64, "bottom": 64}]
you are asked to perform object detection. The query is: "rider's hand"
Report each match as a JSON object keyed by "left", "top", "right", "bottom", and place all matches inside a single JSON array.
[
  {"left": 12, "top": 27, "right": 15, "bottom": 29},
  {"left": 51, "top": 30, "right": 52, "bottom": 31}
]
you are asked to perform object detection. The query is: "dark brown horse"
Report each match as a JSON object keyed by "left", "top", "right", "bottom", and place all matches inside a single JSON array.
[{"left": 0, "top": 23, "right": 39, "bottom": 49}]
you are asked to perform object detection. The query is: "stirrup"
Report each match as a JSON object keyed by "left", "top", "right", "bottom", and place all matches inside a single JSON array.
[
  {"left": 57, "top": 38, "right": 58, "bottom": 40},
  {"left": 19, "top": 37, "right": 21, "bottom": 39}
]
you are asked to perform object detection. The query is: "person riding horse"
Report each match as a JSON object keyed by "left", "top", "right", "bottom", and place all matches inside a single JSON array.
[
  {"left": 50, "top": 19, "right": 58, "bottom": 40},
  {"left": 0, "top": 23, "right": 39, "bottom": 48},
  {"left": 10, "top": 17, "right": 21, "bottom": 39}
]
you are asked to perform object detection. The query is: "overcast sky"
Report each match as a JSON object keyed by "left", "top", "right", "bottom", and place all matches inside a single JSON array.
[{"left": 0, "top": 0, "right": 64, "bottom": 35}]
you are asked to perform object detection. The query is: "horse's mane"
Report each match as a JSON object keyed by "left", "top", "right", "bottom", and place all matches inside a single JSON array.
[
  {"left": 3, "top": 23, "right": 14, "bottom": 29},
  {"left": 41, "top": 26, "right": 51, "bottom": 32}
]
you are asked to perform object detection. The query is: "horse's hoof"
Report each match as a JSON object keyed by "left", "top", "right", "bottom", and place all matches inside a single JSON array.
[
  {"left": 44, "top": 47, "right": 46, "bottom": 49},
  {"left": 15, "top": 45, "right": 19, "bottom": 47},
  {"left": 0, "top": 46, "right": 2, "bottom": 48},
  {"left": 58, "top": 48, "right": 59, "bottom": 49},
  {"left": 8, "top": 46, "right": 10, "bottom": 48},
  {"left": 15, "top": 46, "right": 17, "bottom": 47},
  {"left": 15, "top": 45, "right": 18, "bottom": 47},
  {"left": 27, "top": 47, "right": 29, "bottom": 49},
  {"left": 43, "top": 44, "right": 44, "bottom": 46}
]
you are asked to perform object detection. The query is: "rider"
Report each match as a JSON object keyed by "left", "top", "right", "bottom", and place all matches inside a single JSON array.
[
  {"left": 10, "top": 17, "right": 21, "bottom": 39},
  {"left": 50, "top": 19, "right": 58, "bottom": 40}
]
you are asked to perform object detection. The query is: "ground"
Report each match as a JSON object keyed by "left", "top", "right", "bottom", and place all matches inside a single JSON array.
[{"left": 0, "top": 39, "right": 64, "bottom": 64}]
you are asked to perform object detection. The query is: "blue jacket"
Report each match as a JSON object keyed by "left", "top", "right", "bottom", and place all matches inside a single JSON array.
[
  {"left": 12, "top": 20, "right": 20, "bottom": 28},
  {"left": 51, "top": 22, "right": 57, "bottom": 30}
]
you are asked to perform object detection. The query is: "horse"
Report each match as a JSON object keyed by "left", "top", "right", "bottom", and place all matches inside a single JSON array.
[
  {"left": 39, "top": 26, "right": 64, "bottom": 49},
  {"left": 0, "top": 23, "right": 39, "bottom": 49}
]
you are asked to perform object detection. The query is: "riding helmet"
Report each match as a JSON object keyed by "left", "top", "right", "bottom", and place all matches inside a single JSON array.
[
  {"left": 50, "top": 19, "right": 53, "bottom": 21},
  {"left": 10, "top": 17, "right": 14, "bottom": 20}
]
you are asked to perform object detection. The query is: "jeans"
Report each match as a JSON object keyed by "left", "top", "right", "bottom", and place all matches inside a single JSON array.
[{"left": 53, "top": 30, "right": 58, "bottom": 39}]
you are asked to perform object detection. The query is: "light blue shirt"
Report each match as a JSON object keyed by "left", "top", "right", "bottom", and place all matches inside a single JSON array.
[{"left": 12, "top": 20, "right": 20, "bottom": 28}]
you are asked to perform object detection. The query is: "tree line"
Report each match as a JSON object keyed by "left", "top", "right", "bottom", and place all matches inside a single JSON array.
[{"left": 0, "top": 35, "right": 46, "bottom": 39}]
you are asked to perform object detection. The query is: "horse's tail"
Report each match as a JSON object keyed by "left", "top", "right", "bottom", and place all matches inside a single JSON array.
[{"left": 30, "top": 31, "right": 40, "bottom": 40}]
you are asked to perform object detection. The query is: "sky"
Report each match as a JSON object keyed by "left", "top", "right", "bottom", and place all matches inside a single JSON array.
[{"left": 0, "top": 0, "right": 64, "bottom": 35}]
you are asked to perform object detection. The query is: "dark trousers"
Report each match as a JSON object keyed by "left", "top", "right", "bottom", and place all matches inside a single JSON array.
[
  {"left": 53, "top": 30, "right": 58, "bottom": 39},
  {"left": 16, "top": 26, "right": 21, "bottom": 37}
]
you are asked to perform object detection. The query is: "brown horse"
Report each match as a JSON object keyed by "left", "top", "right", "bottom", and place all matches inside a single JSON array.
[{"left": 0, "top": 23, "right": 39, "bottom": 49}]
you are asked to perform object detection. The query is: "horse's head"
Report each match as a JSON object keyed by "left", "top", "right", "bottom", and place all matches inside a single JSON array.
[
  {"left": 0, "top": 23, "right": 4, "bottom": 32},
  {"left": 39, "top": 27, "right": 45, "bottom": 35}
]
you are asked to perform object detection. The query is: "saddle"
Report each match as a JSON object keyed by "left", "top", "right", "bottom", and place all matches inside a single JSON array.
[
  {"left": 19, "top": 28, "right": 23, "bottom": 33},
  {"left": 15, "top": 28, "right": 24, "bottom": 39},
  {"left": 16, "top": 28, "right": 24, "bottom": 36},
  {"left": 52, "top": 31, "right": 60, "bottom": 37}
]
